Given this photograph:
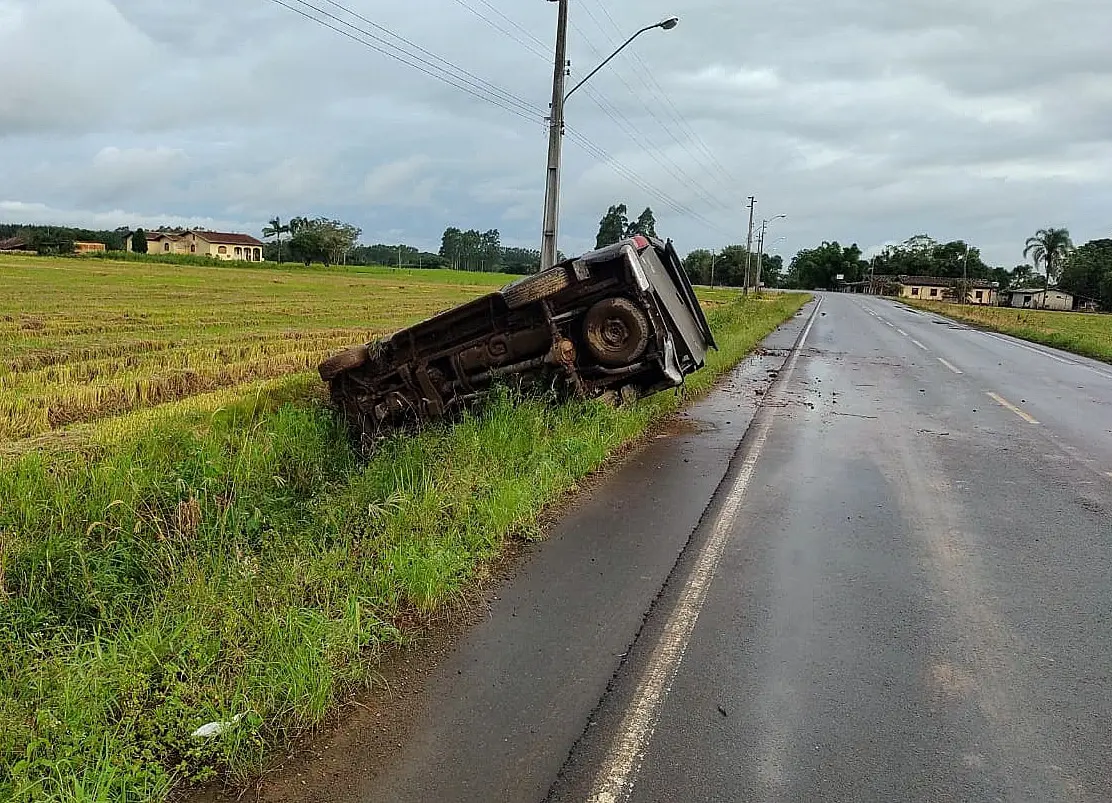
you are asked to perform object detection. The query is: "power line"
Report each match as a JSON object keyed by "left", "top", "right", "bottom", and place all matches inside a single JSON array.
[
  {"left": 447, "top": 0, "right": 550, "bottom": 61},
  {"left": 313, "top": 0, "right": 542, "bottom": 116},
  {"left": 581, "top": 88, "right": 731, "bottom": 215},
  {"left": 268, "top": 0, "right": 732, "bottom": 240},
  {"left": 567, "top": 20, "right": 731, "bottom": 213},
  {"left": 267, "top": 0, "right": 544, "bottom": 123},
  {"left": 443, "top": 2, "right": 734, "bottom": 218},
  {"left": 566, "top": 127, "right": 731, "bottom": 237},
  {"left": 584, "top": 1, "right": 742, "bottom": 195}
]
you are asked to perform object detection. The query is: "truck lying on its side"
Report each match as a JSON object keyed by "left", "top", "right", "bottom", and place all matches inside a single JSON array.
[{"left": 319, "top": 235, "right": 717, "bottom": 450}]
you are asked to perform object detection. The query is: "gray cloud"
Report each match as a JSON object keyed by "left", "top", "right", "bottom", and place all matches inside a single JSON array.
[{"left": 1, "top": 0, "right": 1110, "bottom": 262}]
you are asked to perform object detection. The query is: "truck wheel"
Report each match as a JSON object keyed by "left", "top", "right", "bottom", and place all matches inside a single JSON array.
[
  {"left": 319, "top": 344, "right": 370, "bottom": 381},
  {"left": 502, "top": 266, "right": 572, "bottom": 309},
  {"left": 584, "top": 298, "right": 650, "bottom": 367}
]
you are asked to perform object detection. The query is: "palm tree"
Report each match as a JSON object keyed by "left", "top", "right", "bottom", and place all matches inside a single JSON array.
[
  {"left": 1023, "top": 228, "right": 1073, "bottom": 304},
  {"left": 263, "top": 217, "right": 290, "bottom": 264}
]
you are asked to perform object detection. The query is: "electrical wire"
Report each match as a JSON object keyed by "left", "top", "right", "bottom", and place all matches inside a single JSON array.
[
  {"left": 583, "top": 1, "right": 742, "bottom": 194},
  {"left": 437, "top": 0, "right": 735, "bottom": 224},
  {"left": 313, "top": 0, "right": 542, "bottom": 116},
  {"left": 266, "top": 0, "right": 544, "bottom": 123},
  {"left": 268, "top": 0, "right": 733, "bottom": 238},
  {"left": 566, "top": 127, "right": 732, "bottom": 237},
  {"left": 598, "top": 13, "right": 740, "bottom": 188},
  {"left": 567, "top": 18, "right": 730, "bottom": 212}
]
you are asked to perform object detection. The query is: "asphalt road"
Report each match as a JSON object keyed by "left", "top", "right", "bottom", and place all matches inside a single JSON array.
[{"left": 361, "top": 293, "right": 1112, "bottom": 803}]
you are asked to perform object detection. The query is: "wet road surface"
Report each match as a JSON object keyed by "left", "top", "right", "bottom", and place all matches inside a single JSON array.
[{"left": 363, "top": 294, "right": 1112, "bottom": 803}]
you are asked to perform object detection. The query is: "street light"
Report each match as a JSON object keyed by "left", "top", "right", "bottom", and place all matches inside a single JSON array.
[
  {"left": 754, "top": 215, "right": 787, "bottom": 289},
  {"left": 564, "top": 17, "right": 679, "bottom": 102},
  {"left": 540, "top": 2, "right": 679, "bottom": 270}
]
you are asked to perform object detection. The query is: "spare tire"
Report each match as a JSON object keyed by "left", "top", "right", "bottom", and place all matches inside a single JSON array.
[
  {"left": 583, "top": 298, "right": 651, "bottom": 367},
  {"left": 319, "top": 344, "right": 370, "bottom": 381},
  {"left": 501, "top": 266, "right": 572, "bottom": 309}
]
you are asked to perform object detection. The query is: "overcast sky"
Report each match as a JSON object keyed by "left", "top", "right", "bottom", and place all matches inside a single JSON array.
[{"left": 2, "top": 0, "right": 1110, "bottom": 265}]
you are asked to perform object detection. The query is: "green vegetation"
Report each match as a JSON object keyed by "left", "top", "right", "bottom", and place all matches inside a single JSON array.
[
  {"left": 906, "top": 301, "right": 1112, "bottom": 363},
  {"left": 0, "top": 253, "right": 806, "bottom": 801}
]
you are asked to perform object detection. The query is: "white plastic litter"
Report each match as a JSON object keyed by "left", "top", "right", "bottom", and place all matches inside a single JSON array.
[{"left": 191, "top": 713, "right": 245, "bottom": 739}]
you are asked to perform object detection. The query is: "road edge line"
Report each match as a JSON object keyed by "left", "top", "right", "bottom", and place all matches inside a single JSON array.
[{"left": 576, "top": 298, "right": 822, "bottom": 803}]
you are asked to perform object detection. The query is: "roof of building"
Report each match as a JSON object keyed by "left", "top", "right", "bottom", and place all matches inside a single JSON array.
[
  {"left": 899, "top": 275, "right": 995, "bottom": 289},
  {"left": 190, "top": 231, "right": 264, "bottom": 246},
  {"left": 1008, "top": 287, "right": 1073, "bottom": 296},
  {"left": 0, "top": 237, "right": 29, "bottom": 250}
]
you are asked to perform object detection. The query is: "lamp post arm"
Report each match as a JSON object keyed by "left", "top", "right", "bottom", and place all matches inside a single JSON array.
[{"left": 564, "top": 24, "right": 656, "bottom": 102}]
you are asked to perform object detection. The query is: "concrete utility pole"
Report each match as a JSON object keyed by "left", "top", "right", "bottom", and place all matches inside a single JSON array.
[
  {"left": 754, "top": 214, "right": 786, "bottom": 291},
  {"left": 743, "top": 196, "right": 756, "bottom": 297},
  {"left": 755, "top": 227, "right": 765, "bottom": 291},
  {"left": 539, "top": 6, "right": 679, "bottom": 271},
  {"left": 710, "top": 250, "right": 717, "bottom": 288},
  {"left": 540, "top": 0, "right": 570, "bottom": 272},
  {"left": 961, "top": 244, "right": 969, "bottom": 304}
]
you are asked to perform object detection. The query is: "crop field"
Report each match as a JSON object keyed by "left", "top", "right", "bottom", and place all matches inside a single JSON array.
[
  {"left": 905, "top": 300, "right": 1112, "bottom": 363},
  {"left": 0, "top": 255, "right": 510, "bottom": 445},
  {"left": 0, "top": 253, "right": 808, "bottom": 802}
]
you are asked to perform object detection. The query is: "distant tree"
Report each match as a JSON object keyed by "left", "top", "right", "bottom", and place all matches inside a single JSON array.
[
  {"left": 787, "top": 242, "right": 863, "bottom": 289},
  {"left": 1010, "top": 264, "right": 1037, "bottom": 288},
  {"left": 1023, "top": 227, "right": 1073, "bottom": 288},
  {"left": 132, "top": 228, "right": 148, "bottom": 254},
  {"left": 761, "top": 253, "right": 784, "bottom": 288},
  {"left": 262, "top": 217, "right": 290, "bottom": 264},
  {"left": 287, "top": 217, "right": 361, "bottom": 266},
  {"left": 596, "top": 204, "right": 629, "bottom": 248},
  {"left": 1060, "top": 239, "right": 1112, "bottom": 309},
  {"left": 682, "top": 249, "right": 715, "bottom": 285},
  {"left": 626, "top": 207, "right": 657, "bottom": 239}
]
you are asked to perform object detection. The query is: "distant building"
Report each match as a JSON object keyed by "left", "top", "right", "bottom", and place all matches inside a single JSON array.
[
  {"left": 74, "top": 241, "right": 106, "bottom": 254},
  {"left": 898, "top": 276, "right": 998, "bottom": 305},
  {"left": 127, "top": 230, "right": 265, "bottom": 262},
  {"left": 0, "top": 236, "right": 33, "bottom": 253},
  {"left": 1005, "top": 288, "right": 1075, "bottom": 311}
]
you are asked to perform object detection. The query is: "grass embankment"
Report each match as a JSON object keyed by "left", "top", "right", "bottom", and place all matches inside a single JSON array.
[
  {"left": 905, "top": 300, "right": 1112, "bottom": 363},
  {"left": 1, "top": 254, "right": 807, "bottom": 801}
]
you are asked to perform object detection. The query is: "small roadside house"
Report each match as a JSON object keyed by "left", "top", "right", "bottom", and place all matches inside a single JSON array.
[
  {"left": 1004, "top": 288, "right": 1075, "bottom": 311},
  {"left": 899, "top": 276, "right": 998, "bottom": 305}
]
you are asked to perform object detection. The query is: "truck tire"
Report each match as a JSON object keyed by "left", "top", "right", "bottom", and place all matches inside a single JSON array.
[
  {"left": 319, "top": 344, "right": 370, "bottom": 381},
  {"left": 502, "top": 266, "right": 572, "bottom": 309},
  {"left": 583, "top": 297, "right": 650, "bottom": 367}
]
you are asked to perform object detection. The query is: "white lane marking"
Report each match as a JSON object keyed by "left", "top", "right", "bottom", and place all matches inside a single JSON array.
[
  {"left": 585, "top": 301, "right": 821, "bottom": 803},
  {"left": 884, "top": 320, "right": 895, "bottom": 328},
  {"left": 1106, "top": 472, "right": 1112, "bottom": 481},
  {"left": 896, "top": 328, "right": 909, "bottom": 336},
  {"left": 983, "top": 331, "right": 1112, "bottom": 380},
  {"left": 987, "top": 392, "right": 1040, "bottom": 425},
  {"left": 981, "top": 331, "right": 1076, "bottom": 365},
  {"left": 911, "top": 339, "right": 929, "bottom": 351},
  {"left": 938, "top": 358, "right": 963, "bottom": 374}
]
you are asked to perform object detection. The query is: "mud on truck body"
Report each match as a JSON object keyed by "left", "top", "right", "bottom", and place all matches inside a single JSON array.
[{"left": 319, "top": 235, "right": 717, "bottom": 449}]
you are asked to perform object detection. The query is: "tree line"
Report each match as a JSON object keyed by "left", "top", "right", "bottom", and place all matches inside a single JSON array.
[
  {"left": 777, "top": 227, "right": 1112, "bottom": 309},
  {"left": 0, "top": 224, "right": 131, "bottom": 254}
]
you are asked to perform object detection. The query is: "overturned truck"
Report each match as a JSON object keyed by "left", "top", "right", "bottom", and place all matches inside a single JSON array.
[{"left": 319, "top": 236, "right": 717, "bottom": 449}]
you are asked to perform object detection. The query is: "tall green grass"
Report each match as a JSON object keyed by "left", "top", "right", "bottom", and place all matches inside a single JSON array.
[
  {"left": 0, "top": 293, "right": 808, "bottom": 802},
  {"left": 903, "top": 300, "right": 1112, "bottom": 363}
]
